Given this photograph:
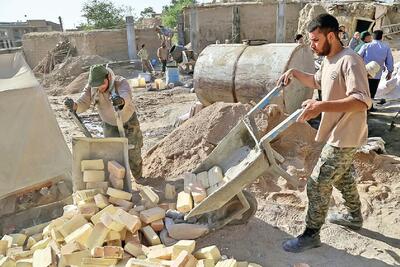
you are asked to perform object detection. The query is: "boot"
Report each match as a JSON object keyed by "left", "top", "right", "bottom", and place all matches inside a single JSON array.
[
  {"left": 282, "top": 227, "right": 321, "bottom": 253},
  {"left": 328, "top": 211, "right": 363, "bottom": 230}
]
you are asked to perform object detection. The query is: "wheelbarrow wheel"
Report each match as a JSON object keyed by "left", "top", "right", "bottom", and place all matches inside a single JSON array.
[{"left": 228, "top": 190, "right": 258, "bottom": 226}]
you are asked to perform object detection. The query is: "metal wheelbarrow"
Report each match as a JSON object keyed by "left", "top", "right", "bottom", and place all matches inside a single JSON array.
[{"left": 185, "top": 84, "right": 304, "bottom": 230}]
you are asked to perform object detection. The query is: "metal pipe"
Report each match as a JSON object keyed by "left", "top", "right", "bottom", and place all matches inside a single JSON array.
[{"left": 126, "top": 16, "right": 137, "bottom": 61}]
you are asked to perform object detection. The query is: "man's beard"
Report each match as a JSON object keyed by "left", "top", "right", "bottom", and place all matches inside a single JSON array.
[{"left": 314, "top": 40, "right": 331, "bottom": 56}]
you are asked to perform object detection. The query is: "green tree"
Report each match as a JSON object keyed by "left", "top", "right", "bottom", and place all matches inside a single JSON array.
[
  {"left": 81, "top": 0, "right": 125, "bottom": 29},
  {"left": 161, "top": 0, "right": 196, "bottom": 28},
  {"left": 140, "top": 7, "right": 156, "bottom": 18}
]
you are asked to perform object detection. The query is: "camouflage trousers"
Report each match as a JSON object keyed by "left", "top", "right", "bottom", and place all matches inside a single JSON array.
[
  {"left": 306, "top": 144, "right": 361, "bottom": 230},
  {"left": 103, "top": 112, "right": 143, "bottom": 179}
]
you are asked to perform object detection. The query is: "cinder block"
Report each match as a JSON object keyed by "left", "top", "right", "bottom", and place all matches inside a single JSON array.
[
  {"left": 100, "top": 212, "right": 125, "bottom": 232},
  {"left": 172, "top": 240, "right": 196, "bottom": 260},
  {"left": 8, "top": 234, "right": 27, "bottom": 247},
  {"left": 140, "top": 186, "right": 159, "bottom": 206},
  {"left": 150, "top": 220, "right": 164, "bottom": 232},
  {"left": 75, "top": 189, "right": 103, "bottom": 202},
  {"left": 189, "top": 182, "right": 207, "bottom": 204},
  {"left": 171, "top": 250, "right": 190, "bottom": 267},
  {"left": 64, "top": 223, "right": 93, "bottom": 245},
  {"left": 140, "top": 207, "right": 166, "bottom": 224},
  {"left": 141, "top": 226, "right": 161, "bottom": 246},
  {"left": 215, "top": 259, "right": 237, "bottom": 267},
  {"left": 83, "top": 170, "right": 105, "bottom": 182},
  {"left": 0, "top": 257, "right": 16, "bottom": 267},
  {"left": 109, "top": 174, "right": 124, "bottom": 190},
  {"left": 165, "top": 184, "right": 176, "bottom": 200},
  {"left": 108, "top": 197, "right": 133, "bottom": 210},
  {"left": 113, "top": 209, "right": 141, "bottom": 233},
  {"left": 61, "top": 249, "right": 90, "bottom": 266},
  {"left": 124, "top": 242, "right": 145, "bottom": 257},
  {"left": 108, "top": 160, "right": 126, "bottom": 179},
  {"left": 81, "top": 257, "right": 118, "bottom": 265},
  {"left": 196, "top": 171, "right": 209, "bottom": 188},
  {"left": 86, "top": 181, "right": 109, "bottom": 191},
  {"left": 78, "top": 203, "right": 99, "bottom": 219},
  {"left": 105, "top": 230, "right": 121, "bottom": 241},
  {"left": 147, "top": 246, "right": 173, "bottom": 260},
  {"left": 207, "top": 166, "right": 223, "bottom": 187},
  {"left": 81, "top": 159, "right": 104, "bottom": 171},
  {"left": 194, "top": 246, "right": 221, "bottom": 263},
  {"left": 32, "top": 246, "right": 55, "bottom": 267},
  {"left": 16, "top": 258, "right": 34, "bottom": 267},
  {"left": 176, "top": 192, "right": 193, "bottom": 213},
  {"left": 85, "top": 223, "right": 110, "bottom": 250},
  {"left": 184, "top": 172, "right": 197, "bottom": 193},
  {"left": 94, "top": 194, "right": 109, "bottom": 209},
  {"left": 30, "top": 237, "right": 50, "bottom": 252},
  {"left": 0, "top": 240, "right": 8, "bottom": 255},
  {"left": 60, "top": 241, "right": 85, "bottom": 255},
  {"left": 106, "top": 239, "right": 122, "bottom": 247},
  {"left": 197, "top": 259, "right": 216, "bottom": 267},
  {"left": 90, "top": 204, "right": 117, "bottom": 224},
  {"left": 58, "top": 214, "right": 87, "bottom": 238},
  {"left": 107, "top": 187, "right": 132, "bottom": 201}
]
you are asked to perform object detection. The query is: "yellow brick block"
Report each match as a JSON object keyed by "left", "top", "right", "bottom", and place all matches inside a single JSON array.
[
  {"left": 194, "top": 246, "right": 221, "bottom": 263},
  {"left": 172, "top": 240, "right": 196, "bottom": 260},
  {"left": 64, "top": 223, "right": 93, "bottom": 246},
  {"left": 81, "top": 159, "right": 104, "bottom": 171},
  {"left": 90, "top": 204, "right": 117, "bottom": 225},
  {"left": 141, "top": 226, "right": 161, "bottom": 246},
  {"left": 107, "top": 187, "right": 132, "bottom": 201},
  {"left": 58, "top": 214, "right": 87, "bottom": 238},
  {"left": 176, "top": 192, "right": 193, "bottom": 213},
  {"left": 85, "top": 223, "right": 110, "bottom": 250},
  {"left": 83, "top": 170, "right": 105, "bottom": 182}
]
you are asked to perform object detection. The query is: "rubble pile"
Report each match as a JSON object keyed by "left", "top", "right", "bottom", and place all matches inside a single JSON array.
[
  {"left": 39, "top": 55, "right": 110, "bottom": 96},
  {"left": 33, "top": 39, "right": 76, "bottom": 75},
  {"left": 0, "top": 158, "right": 262, "bottom": 266}
]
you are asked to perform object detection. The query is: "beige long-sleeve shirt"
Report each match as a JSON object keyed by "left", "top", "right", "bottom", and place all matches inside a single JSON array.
[{"left": 76, "top": 75, "right": 135, "bottom": 126}]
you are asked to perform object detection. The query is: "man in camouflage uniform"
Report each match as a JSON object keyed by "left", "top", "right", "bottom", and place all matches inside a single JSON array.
[
  {"left": 64, "top": 65, "right": 143, "bottom": 179},
  {"left": 278, "top": 14, "right": 372, "bottom": 252}
]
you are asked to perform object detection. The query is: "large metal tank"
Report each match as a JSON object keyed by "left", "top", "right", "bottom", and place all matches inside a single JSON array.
[{"left": 194, "top": 43, "right": 315, "bottom": 113}]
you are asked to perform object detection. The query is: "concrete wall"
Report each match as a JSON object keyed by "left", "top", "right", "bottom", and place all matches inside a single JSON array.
[
  {"left": 184, "top": 2, "right": 304, "bottom": 53},
  {"left": 23, "top": 28, "right": 161, "bottom": 68}
]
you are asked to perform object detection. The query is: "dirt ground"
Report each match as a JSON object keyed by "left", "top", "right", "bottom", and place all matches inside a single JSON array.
[{"left": 47, "top": 64, "right": 400, "bottom": 266}]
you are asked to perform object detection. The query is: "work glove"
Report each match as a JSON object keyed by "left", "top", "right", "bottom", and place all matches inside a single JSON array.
[
  {"left": 111, "top": 95, "right": 125, "bottom": 110},
  {"left": 64, "top": 97, "right": 75, "bottom": 112}
]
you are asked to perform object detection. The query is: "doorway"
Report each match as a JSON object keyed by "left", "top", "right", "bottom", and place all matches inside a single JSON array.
[{"left": 355, "top": 18, "right": 374, "bottom": 33}]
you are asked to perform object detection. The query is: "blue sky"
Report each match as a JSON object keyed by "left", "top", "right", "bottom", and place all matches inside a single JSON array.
[{"left": 0, "top": 0, "right": 196, "bottom": 29}]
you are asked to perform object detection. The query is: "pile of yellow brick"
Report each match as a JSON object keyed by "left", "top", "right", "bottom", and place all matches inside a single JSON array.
[{"left": 0, "top": 160, "right": 261, "bottom": 267}]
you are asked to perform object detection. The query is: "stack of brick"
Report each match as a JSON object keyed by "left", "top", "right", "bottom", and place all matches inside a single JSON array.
[{"left": 0, "top": 160, "right": 263, "bottom": 266}]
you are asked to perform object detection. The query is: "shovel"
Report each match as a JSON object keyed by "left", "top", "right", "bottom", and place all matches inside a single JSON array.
[{"left": 69, "top": 111, "right": 92, "bottom": 138}]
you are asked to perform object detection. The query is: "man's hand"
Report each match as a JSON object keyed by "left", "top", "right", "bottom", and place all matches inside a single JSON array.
[
  {"left": 386, "top": 72, "right": 392, "bottom": 81},
  {"left": 111, "top": 95, "right": 125, "bottom": 109},
  {"left": 64, "top": 98, "right": 76, "bottom": 112},
  {"left": 297, "top": 99, "right": 322, "bottom": 123},
  {"left": 277, "top": 69, "right": 295, "bottom": 86}
]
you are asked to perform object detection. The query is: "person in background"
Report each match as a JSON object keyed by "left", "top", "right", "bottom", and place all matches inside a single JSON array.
[
  {"left": 349, "top": 31, "right": 360, "bottom": 50},
  {"left": 137, "top": 44, "right": 153, "bottom": 73},
  {"left": 295, "top": 34, "right": 304, "bottom": 44},
  {"left": 339, "top": 25, "right": 349, "bottom": 46},
  {"left": 358, "top": 30, "right": 394, "bottom": 110},
  {"left": 155, "top": 25, "right": 174, "bottom": 47},
  {"left": 157, "top": 42, "right": 169, "bottom": 74},
  {"left": 354, "top": 31, "right": 372, "bottom": 52}
]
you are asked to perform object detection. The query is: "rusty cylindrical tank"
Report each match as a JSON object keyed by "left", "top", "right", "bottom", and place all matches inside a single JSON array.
[{"left": 193, "top": 43, "right": 315, "bottom": 114}]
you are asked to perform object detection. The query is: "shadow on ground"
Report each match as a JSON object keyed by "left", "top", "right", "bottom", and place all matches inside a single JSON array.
[{"left": 197, "top": 217, "right": 394, "bottom": 267}]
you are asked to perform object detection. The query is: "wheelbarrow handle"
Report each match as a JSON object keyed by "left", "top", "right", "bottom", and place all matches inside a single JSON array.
[
  {"left": 259, "top": 108, "right": 303, "bottom": 145},
  {"left": 247, "top": 83, "right": 285, "bottom": 116}
]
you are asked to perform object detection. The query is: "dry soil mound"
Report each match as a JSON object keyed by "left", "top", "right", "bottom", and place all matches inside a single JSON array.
[
  {"left": 142, "top": 102, "right": 299, "bottom": 179},
  {"left": 65, "top": 71, "right": 89, "bottom": 95}
]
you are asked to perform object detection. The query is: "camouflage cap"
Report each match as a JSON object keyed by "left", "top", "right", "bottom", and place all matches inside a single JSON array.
[{"left": 88, "top": 64, "right": 108, "bottom": 87}]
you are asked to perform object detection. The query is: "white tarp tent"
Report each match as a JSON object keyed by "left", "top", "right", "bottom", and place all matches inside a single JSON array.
[{"left": 0, "top": 52, "right": 71, "bottom": 199}]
